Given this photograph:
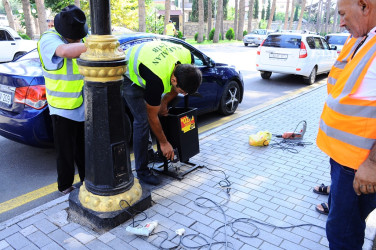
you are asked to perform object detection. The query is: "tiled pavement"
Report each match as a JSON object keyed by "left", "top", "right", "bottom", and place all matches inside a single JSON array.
[{"left": 1, "top": 83, "right": 376, "bottom": 249}]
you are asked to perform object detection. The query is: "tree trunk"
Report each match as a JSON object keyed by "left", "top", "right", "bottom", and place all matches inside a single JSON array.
[
  {"left": 247, "top": 0, "right": 254, "bottom": 33},
  {"left": 207, "top": 0, "right": 212, "bottom": 38},
  {"left": 283, "top": 0, "right": 290, "bottom": 30},
  {"left": 198, "top": 0, "right": 204, "bottom": 42},
  {"left": 296, "top": 0, "right": 306, "bottom": 30},
  {"left": 220, "top": 6, "right": 224, "bottom": 40},
  {"left": 213, "top": 0, "right": 223, "bottom": 43},
  {"left": 35, "top": 0, "right": 48, "bottom": 35},
  {"left": 138, "top": 0, "right": 146, "bottom": 32},
  {"left": 266, "top": 0, "right": 276, "bottom": 29},
  {"left": 234, "top": 0, "right": 238, "bottom": 36},
  {"left": 331, "top": 4, "right": 338, "bottom": 33},
  {"left": 2, "top": 0, "right": 16, "bottom": 30},
  {"left": 164, "top": 0, "right": 171, "bottom": 35},
  {"left": 288, "top": 0, "right": 294, "bottom": 29},
  {"left": 316, "top": 0, "right": 322, "bottom": 33},
  {"left": 182, "top": 0, "right": 185, "bottom": 35},
  {"left": 237, "top": 0, "right": 245, "bottom": 40},
  {"left": 21, "top": 0, "right": 35, "bottom": 39},
  {"left": 75, "top": 0, "right": 80, "bottom": 8},
  {"left": 324, "top": 0, "right": 331, "bottom": 34}
]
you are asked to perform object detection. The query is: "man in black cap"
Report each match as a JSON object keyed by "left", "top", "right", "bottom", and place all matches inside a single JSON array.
[{"left": 37, "top": 5, "right": 88, "bottom": 195}]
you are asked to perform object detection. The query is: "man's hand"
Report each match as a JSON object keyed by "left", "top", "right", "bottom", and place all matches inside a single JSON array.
[
  {"left": 353, "top": 158, "right": 376, "bottom": 195},
  {"left": 160, "top": 141, "right": 174, "bottom": 161}
]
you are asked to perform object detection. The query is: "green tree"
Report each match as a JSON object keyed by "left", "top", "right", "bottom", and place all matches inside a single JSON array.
[
  {"left": 253, "top": 0, "right": 259, "bottom": 19},
  {"left": 293, "top": 5, "right": 299, "bottom": 21},
  {"left": 274, "top": 12, "right": 284, "bottom": 21},
  {"left": 261, "top": 7, "right": 265, "bottom": 20},
  {"left": 265, "top": 0, "right": 270, "bottom": 20}
]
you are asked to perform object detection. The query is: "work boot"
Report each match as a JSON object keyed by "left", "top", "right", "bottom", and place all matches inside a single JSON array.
[{"left": 137, "top": 170, "right": 161, "bottom": 185}]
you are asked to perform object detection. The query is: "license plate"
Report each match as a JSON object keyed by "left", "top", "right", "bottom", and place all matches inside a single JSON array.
[
  {"left": 0, "top": 91, "right": 12, "bottom": 105},
  {"left": 269, "top": 53, "right": 288, "bottom": 59}
]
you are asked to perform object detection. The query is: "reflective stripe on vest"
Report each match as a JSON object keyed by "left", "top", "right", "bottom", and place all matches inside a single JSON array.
[
  {"left": 124, "top": 41, "right": 191, "bottom": 94},
  {"left": 37, "top": 30, "right": 84, "bottom": 110},
  {"left": 317, "top": 35, "right": 376, "bottom": 169},
  {"left": 327, "top": 36, "right": 362, "bottom": 93}
]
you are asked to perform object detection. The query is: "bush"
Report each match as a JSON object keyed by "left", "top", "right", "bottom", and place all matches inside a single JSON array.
[
  {"left": 243, "top": 30, "right": 248, "bottom": 37},
  {"left": 194, "top": 32, "right": 198, "bottom": 41},
  {"left": 209, "top": 28, "right": 215, "bottom": 40},
  {"left": 18, "top": 33, "right": 30, "bottom": 40},
  {"left": 225, "top": 28, "right": 235, "bottom": 40},
  {"left": 177, "top": 30, "right": 183, "bottom": 39}
]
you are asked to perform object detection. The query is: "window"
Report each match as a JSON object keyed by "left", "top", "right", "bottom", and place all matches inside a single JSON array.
[
  {"left": 321, "top": 38, "right": 330, "bottom": 50},
  {"left": 313, "top": 37, "right": 324, "bottom": 49},
  {"left": 325, "top": 35, "right": 348, "bottom": 45},
  {"left": 119, "top": 38, "right": 154, "bottom": 51},
  {"left": 306, "top": 37, "right": 315, "bottom": 49},
  {"left": 263, "top": 35, "right": 301, "bottom": 48},
  {"left": 0, "top": 30, "right": 6, "bottom": 41}
]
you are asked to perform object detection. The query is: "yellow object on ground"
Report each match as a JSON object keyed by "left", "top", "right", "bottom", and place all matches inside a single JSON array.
[{"left": 249, "top": 131, "right": 272, "bottom": 146}]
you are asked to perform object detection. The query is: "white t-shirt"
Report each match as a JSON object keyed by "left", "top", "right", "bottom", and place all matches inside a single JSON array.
[{"left": 351, "top": 26, "right": 376, "bottom": 100}]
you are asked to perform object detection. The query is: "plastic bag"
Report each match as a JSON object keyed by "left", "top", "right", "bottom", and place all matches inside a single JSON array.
[{"left": 249, "top": 131, "right": 272, "bottom": 146}]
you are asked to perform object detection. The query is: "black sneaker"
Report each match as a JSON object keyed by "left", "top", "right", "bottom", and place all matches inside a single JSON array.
[{"left": 137, "top": 171, "right": 161, "bottom": 185}]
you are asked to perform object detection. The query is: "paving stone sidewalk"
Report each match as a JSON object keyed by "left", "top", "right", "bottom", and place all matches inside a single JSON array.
[{"left": 1, "top": 84, "right": 376, "bottom": 250}]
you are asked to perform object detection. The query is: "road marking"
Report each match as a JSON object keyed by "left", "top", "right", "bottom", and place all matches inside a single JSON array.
[{"left": 0, "top": 80, "right": 325, "bottom": 215}]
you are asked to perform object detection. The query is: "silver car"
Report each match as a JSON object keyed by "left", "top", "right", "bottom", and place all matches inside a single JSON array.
[{"left": 243, "top": 29, "right": 273, "bottom": 46}]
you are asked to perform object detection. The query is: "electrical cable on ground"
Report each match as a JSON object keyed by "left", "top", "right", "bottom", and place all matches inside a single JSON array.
[{"left": 119, "top": 165, "right": 325, "bottom": 250}]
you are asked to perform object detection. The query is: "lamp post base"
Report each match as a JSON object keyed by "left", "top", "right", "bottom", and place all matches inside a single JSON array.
[{"left": 68, "top": 181, "right": 151, "bottom": 232}]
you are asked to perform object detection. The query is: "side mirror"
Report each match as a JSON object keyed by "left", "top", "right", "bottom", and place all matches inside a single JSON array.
[{"left": 330, "top": 45, "right": 337, "bottom": 50}]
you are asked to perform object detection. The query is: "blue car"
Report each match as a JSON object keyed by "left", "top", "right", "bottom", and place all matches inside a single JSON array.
[{"left": 0, "top": 33, "right": 244, "bottom": 147}]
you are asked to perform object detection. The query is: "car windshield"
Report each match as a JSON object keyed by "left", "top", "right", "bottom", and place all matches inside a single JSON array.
[
  {"left": 325, "top": 35, "right": 348, "bottom": 45},
  {"left": 263, "top": 34, "right": 301, "bottom": 48}
]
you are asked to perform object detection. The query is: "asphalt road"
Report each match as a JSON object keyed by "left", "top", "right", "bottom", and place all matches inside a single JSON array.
[{"left": 0, "top": 42, "right": 327, "bottom": 223}]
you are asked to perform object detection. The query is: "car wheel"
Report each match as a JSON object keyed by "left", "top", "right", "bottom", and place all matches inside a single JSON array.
[
  {"left": 260, "top": 71, "right": 272, "bottom": 79},
  {"left": 13, "top": 52, "right": 26, "bottom": 61},
  {"left": 218, "top": 81, "right": 240, "bottom": 116},
  {"left": 304, "top": 66, "right": 317, "bottom": 85},
  {"left": 244, "top": 43, "right": 248, "bottom": 46}
]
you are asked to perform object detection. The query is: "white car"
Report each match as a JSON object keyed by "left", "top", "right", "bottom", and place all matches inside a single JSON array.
[
  {"left": 325, "top": 33, "right": 350, "bottom": 54},
  {"left": 243, "top": 29, "right": 273, "bottom": 46},
  {"left": 0, "top": 26, "right": 37, "bottom": 63},
  {"left": 255, "top": 32, "right": 338, "bottom": 84}
]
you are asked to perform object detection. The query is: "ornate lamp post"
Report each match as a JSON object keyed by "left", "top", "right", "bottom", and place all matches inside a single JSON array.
[{"left": 69, "top": 0, "right": 151, "bottom": 231}]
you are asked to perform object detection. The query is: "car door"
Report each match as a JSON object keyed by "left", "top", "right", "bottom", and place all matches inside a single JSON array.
[
  {"left": 0, "top": 29, "right": 15, "bottom": 62},
  {"left": 321, "top": 37, "right": 336, "bottom": 71},
  {"left": 313, "top": 37, "right": 326, "bottom": 73}
]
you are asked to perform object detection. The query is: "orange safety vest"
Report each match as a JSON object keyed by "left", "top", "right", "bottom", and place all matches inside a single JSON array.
[
  {"left": 326, "top": 36, "right": 363, "bottom": 94},
  {"left": 317, "top": 35, "right": 376, "bottom": 169}
]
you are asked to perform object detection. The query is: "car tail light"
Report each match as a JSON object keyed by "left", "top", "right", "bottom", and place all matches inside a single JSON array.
[
  {"left": 257, "top": 40, "right": 265, "bottom": 55},
  {"left": 299, "top": 42, "right": 308, "bottom": 58},
  {"left": 15, "top": 85, "right": 47, "bottom": 110}
]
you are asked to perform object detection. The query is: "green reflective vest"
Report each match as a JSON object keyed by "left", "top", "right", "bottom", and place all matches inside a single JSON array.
[
  {"left": 166, "top": 23, "right": 175, "bottom": 36},
  {"left": 124, "top": 41, "right": 191, "bottom": 93},
  {"left": 37, "top": 30, "right": 84, "bottom": 110}
]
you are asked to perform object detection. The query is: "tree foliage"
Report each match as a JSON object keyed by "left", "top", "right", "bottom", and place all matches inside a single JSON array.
[
  {"left": 190, "top": 0, "right": 228, "bottom": 22},
  {"left": 225, "top": 27, "right": 234, "bottom": 40}
]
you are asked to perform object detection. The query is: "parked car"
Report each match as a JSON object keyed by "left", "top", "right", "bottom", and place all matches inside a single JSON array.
[
  {"left": 0, "top": 33, "right": 244, "bottom": 147},
  {"left": 243, "top": 29, "right": 274, "bottom": 46},
  {"left": 325, "top": 33, "right": 350, "bottom": 54},
  {"left": 0, "top": 26, "right": 37, "bottom": 63},
  {"left": 255, "top": 32, "right": 337, "bottom": 84}
]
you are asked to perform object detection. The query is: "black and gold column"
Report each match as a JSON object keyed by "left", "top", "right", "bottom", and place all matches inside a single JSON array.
[{"left": 68, "top": 0, "right": 151, "bottom": 231}]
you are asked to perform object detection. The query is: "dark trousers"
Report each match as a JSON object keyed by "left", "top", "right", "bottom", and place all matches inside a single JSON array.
[
  {"left": 51, "top": 115, "right": 85, "bottom": 191},
  {"left": 327, "top": 158, "right": 376, "bottom": 249}
]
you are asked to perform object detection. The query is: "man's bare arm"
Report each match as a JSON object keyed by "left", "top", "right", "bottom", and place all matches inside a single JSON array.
[
  {"left": 55, "top": 43, "right": 87, "bottom": 59},
  {"left": 353, "top": 142, "right": 376, "bottom": 195}
]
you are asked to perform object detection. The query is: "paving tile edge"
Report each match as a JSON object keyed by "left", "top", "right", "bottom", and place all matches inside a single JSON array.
[{"left": 0, "top": 196, "right": 68, "bottom": 229}]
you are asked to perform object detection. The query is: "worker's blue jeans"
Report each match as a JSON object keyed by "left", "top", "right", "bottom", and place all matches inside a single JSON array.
[
  {"left": 122, "top": 78, "right": 150, "bottom": 175},
  {"left": 327, "top": 158, "right": 376, "bottom": 250}
]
